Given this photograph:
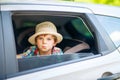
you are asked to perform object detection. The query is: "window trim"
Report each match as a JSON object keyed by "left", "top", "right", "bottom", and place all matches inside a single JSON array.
[
  {"left": 1, "top": 11, "right": 18, "bottom": 77},
  {"left": 0, "top": 11, "right": 6, "bottom": 80}
]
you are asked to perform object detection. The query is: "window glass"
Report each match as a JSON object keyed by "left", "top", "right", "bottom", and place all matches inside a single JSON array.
[
  {"left": 95, "top": 15, "right": 120, "bottom": 47},
  {"left": 12, "top": 13, "right": 95, "bottom": 72}
]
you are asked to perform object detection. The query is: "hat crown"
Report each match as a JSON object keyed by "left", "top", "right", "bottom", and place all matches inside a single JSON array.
[{"left": 36, "top": 21, "right": 57, "bottom": 33}]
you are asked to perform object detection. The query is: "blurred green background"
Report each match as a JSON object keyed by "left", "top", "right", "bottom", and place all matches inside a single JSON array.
[{"left": 61, "top": 0, "right": 120, "bottom": 6}]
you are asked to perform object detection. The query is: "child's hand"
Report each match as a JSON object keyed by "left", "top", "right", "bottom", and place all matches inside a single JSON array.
[{"left": 53, "top": 47, "right": 61, "bottom": 53}]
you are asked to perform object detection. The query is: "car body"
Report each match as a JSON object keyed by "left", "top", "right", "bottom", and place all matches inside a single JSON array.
[{"left": 0, "top": 1, "right": 120, "bottom": 80}]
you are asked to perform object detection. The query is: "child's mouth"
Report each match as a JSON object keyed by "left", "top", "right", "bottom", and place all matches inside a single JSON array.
[{"left": 42, "top": 46, "right": 47, "bottom": 49}]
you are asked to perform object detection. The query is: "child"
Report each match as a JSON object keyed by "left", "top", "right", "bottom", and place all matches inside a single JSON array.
[{"left": 17, "top": 21, "right": 63, "bottom": 58}]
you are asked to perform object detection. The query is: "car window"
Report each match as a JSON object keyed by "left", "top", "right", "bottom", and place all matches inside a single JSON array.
[
  {"left": 12, "top": 12, "right": 97, "bottom": 72},
  {"left": 95, "top": 15, "right": 120, "bottom": 47}
]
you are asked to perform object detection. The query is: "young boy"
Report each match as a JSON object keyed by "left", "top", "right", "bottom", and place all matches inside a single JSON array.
[{"left": 17, "top": 21, "right": 63, "bottom": 58}]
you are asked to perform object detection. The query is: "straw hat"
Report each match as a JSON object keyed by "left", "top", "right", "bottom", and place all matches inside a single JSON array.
[{"left": 28, "top": 21, "right": 63, "bottom": 45}]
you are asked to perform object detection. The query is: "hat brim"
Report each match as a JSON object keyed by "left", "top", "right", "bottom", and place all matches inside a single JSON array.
[{"left": 28, "top": 32, "right": 63, "bottom": 45}]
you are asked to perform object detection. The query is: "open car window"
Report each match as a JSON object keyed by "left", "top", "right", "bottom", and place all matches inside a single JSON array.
[{"left": 12, "top": 12, "right": 98, "bottom": 72}]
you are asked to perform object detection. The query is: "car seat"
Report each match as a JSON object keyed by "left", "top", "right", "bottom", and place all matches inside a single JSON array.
[{"left": 16, "top": 27, "right": 34, "bottom": 54}]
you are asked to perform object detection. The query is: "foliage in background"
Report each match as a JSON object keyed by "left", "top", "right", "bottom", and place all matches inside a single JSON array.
[{"left": 61, "top": 0, "right": 120, "bottom": 6}]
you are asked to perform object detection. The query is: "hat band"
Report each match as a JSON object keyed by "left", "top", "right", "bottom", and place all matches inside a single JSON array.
[{"left": 36, "top": 28, "right": 57, "bottom": 33}]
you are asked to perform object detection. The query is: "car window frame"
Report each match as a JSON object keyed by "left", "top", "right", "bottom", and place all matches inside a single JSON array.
[
  {"left": 8, "top": 11, "right": 101, "bottom": 77},
  {"left": 0, "top": 11, "right": 6, "bottom": 80},
  {"left": 2, "top": 11, "right": 103, "bottom": 78}
]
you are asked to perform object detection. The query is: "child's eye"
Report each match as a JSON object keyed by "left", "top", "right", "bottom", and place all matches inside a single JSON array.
[
  {"left": 38, "top": 37, "right": 43, "bottom": 40},
  {"left": 47, "top": 38, "right": 52, "bottom": 41}
]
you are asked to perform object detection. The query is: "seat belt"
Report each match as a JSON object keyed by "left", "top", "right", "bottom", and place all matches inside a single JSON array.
[{"left": 64, "top": 42, "right": 90, "bottom": 53}]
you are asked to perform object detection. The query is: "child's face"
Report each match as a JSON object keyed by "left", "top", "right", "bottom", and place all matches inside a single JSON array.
[{"left": 36, "top": 34, "right": 57, "bottom": 53}]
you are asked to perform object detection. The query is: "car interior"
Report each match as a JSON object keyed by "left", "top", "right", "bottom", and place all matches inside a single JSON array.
[{"left": 12, "top": 12, "right": 98, "bottom": 72}]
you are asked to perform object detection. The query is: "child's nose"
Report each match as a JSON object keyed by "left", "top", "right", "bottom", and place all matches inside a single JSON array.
[{"left": 43, "top": 39, "right": 47, "bottom": 43}]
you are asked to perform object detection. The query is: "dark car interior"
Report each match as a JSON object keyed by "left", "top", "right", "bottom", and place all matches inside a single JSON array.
[{"left": 12, "top": 12, "right": 98, "bottom": 72}]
